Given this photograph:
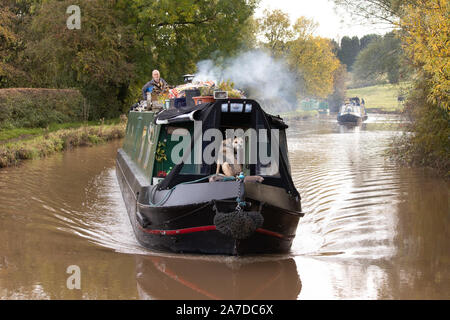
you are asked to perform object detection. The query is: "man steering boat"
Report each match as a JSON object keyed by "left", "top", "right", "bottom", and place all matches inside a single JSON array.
[{"left": 142, "top": 69, "right": 169, "bottom": 100}]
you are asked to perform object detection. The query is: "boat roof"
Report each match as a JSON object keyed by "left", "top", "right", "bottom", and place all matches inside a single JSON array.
[{"left": 154, "top": 99, "right": 288, "bottom": 129}]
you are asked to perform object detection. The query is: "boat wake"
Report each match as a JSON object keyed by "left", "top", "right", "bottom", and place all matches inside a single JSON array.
[
  {"left": 288, "top": 128, "right": 401, "bottom": 260},
  {"left": 46, "top": 129, "right": 403, "bottom": 263}
]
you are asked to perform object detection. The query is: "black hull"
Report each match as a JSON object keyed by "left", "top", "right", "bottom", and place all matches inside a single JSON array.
[
  {"left": 131, "top": 202, "right": 298, "bottom": 255},
  {"left": 337, "top": 113, "right": 362, "bottom": 123},
  {"left": 337, "top": 111, "right": 368, "bottom": 123},
  {"left": 116, "top": 149, "right": 303, "bottom": 255}
]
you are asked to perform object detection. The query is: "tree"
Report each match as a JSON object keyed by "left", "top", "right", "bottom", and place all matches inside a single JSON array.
[
  {"left": 257, "top": 9, "right": 294, "bottom": 56},
  {"left": 399, "top": 0, "right": 449, "bottom": 174},
  {"left": 287, "top": 37, "right": 341, "bottom": 98},
  {"left": 333, "top": 0, "right": 415, "bottom": 25},
  {"left": 327, "top": 64, "right": 348, "bottom": 112},
  {"left": 121, "top": 0, "right": 258, "bottom": 85},
  {"left": 0, "top": 0, "right": 37, "bottom": 87},
  {"left": 257, "top": 9, "right": 342, "bottom": 99},
  {"left": 24, "top": 0, "right": 138, "bottom": 118},
  {"left": 334, "top": 33, "right": 381, "bottom": 72},
  {"left": 0, "top": 4, "right": 21, "bottom": 87},
  {"left": 400, "top": 0, "right": 449, "bottom": 110},
  {"left": 329, "top": 39, "right": 340, "bottom": 56},
  {"left": 239, "top": 15, "right": 260, "bottom": 51},
  {"left": 292, "top": 17, "right": 318, "bottom": 40},
  {"left": 14, "top": 0, "right": 257, "bottom": 116},
  {"left": 337, "top": 36, "right": 360, "bottom": 70},
  {"left": 360, "top": 34, "right": 381, "bottom": 50},
  {"left": 353, "top": 32, "right": 403, "bottom": 84}
]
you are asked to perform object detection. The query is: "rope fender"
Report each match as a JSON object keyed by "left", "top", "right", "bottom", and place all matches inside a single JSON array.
[{"left": 213, "top": 206, "right": 264, "bottom": 240}]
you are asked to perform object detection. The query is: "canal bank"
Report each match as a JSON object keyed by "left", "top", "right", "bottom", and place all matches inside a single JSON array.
[
  {"left": 0, "top": 122, "right": 126, "bottom": 168},
  {"left": 279, "top": 109, "right": 319, "bottom": 120}
]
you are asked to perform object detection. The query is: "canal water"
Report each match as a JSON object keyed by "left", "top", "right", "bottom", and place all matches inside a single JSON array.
[{"left": 0, "top": 114, "right": 448, "bottom": 299}]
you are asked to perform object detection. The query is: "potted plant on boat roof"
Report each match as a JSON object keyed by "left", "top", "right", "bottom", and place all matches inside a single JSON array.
[
  {"left": 193, "top": 85, "right": 215, "bottom": 105},
  {"left": 217, "top": 80, "right": 245, "bottom": 98}
]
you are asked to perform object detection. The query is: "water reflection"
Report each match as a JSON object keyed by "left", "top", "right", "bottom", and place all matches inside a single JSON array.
[
  {"left": 136, "top": 255, "right": 301, "bottom": 300},
  {"left": 338, "top": 122, "right": 362, "bottom": 133},
  {"left": 295, "top": 257, "right": 391, "bottom": 299}
]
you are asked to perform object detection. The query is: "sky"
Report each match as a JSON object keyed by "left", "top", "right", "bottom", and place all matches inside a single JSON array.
[{"left": 254, "top": 0, "right": 392, "bottom": 41}]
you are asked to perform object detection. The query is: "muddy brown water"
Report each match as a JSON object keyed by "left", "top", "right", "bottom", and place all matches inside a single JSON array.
[{"left": 0, "top": 114, "right": 448, "bottom": 299}]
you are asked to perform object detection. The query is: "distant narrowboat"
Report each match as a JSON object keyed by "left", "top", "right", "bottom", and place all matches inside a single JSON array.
[{"left": 337, "top": 97, "right": 368, "bottom": 124}]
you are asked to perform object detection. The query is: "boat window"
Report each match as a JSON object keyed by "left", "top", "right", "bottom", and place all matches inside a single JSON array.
[
  {"left": 153, "top": 103, "right": 285, "bottom": 180},
  {"left": 254, "top": 129, "right": 280, "bottom": 177},
  {"left": 254, "top": 111, "right": 280, "bottom": 177},
  {"left": 153, "top": 124, "right": 210, "bottom": 178},
  {"left": 210, "top": 106, "right": 283, "bottom": 178},
  {"left": 278, "top": 129, "right": 291, "bottom": 175}
]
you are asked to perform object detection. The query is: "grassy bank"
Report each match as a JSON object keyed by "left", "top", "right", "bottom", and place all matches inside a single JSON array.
[
  {"left": 0, "top": 122, "right": 126, "bottom": 168},
  {"left": 0, "top": 118, "right": 122, "bottom": 143},
  {"left": 347, "top": 83, "right": 409, "bottom": 113}
]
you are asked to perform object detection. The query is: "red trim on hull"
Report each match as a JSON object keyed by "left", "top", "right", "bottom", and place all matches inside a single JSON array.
[
  {"left": 139, "top": 225, "right": 217, "bottom": 235},
  {"left": 138, "top": 224, "right": 288, "bottom": 239},
  {"left": 255, "top": 228, "right": 284, "bottom": 239}
]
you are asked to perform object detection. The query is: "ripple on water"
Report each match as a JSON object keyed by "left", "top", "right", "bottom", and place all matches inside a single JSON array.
[
  {"left": 0, "top": 120, "right": 434, "bottom": 263},
  {"left": 289, "top": 126, "right": 401, "bottom": 259}
]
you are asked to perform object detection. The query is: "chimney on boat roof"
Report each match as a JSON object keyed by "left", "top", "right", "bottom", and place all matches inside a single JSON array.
[{"left": 183, "top": 74, "right": 195, "bottom": 83}]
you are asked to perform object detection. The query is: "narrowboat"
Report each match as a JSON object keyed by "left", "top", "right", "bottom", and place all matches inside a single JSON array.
[
  {"left": 337, "top": 97, "right": 368, "bottom": 124},
  {"left": 116, "top": 97, "right": 303, "bottom": 255}
]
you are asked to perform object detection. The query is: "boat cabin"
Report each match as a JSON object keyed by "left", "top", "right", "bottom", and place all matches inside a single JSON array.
[
  {"left": 122, "top": 99, "right": 298, "bottom": 197},
  {"left": 340, "top": 104, "right": 362, "bottom": 115}
]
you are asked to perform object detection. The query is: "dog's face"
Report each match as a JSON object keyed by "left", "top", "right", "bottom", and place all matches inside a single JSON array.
[
  {"left": 232, "top": 137, "right": 244, "bottom": 150},
  {"left": 222, "top": 137, "right": 243, "bottom": 148},
  {"left": 221, "top": 136, "right": 244, "bottom": 159}
]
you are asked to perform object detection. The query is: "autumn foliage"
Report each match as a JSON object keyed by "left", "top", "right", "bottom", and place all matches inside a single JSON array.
[
  {"left": 397, "top": 0, "right": 450, "bottom": 174},
  {"left": 333, "top": 0, "right": 449, "bottom": 174},
  {"left": 0, "top": 0, "right": 258, "bottom": 119},
  {"left": 400, "top": 0, "right": 449, "bottom": 111},
  {"left": 258, "top": 10, "right": 341, "bottom": 99}
]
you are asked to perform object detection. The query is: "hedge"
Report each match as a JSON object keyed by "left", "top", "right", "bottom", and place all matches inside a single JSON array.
[{"left": 0, "top": 88, "right": 85, "bottom": 129}]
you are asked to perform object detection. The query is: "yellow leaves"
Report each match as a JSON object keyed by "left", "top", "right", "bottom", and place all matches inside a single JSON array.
[
  {"left": 0, "top": 6, "right": 20, "bottom": 46},
  {"left": 287, "top": 37, "right": 340, "bottom": 98},
  {"left": 292, "top": 17, "right": 318, "bottom": 41},
  {"left": 258, "top": 9, "right": 294, "bottom": 55},
  {"left": 257, "top": 9, "right": 342, "bottom": 99},
  {"left": 400, "top": 0, "right": 450, "bottom": 111}
]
